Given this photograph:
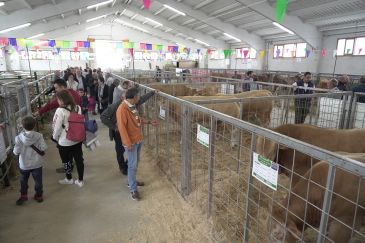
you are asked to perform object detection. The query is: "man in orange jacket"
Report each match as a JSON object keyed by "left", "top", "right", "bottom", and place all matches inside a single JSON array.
[{"left": 116, "top": 87, "right": 157, "bottom": 201}]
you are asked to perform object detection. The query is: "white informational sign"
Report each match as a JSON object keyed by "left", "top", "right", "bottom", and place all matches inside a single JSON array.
[
  {"left": 159, "top": 106, "right": 166, "bottom": 120},
  {"left": 252, "top": 152, "right": 279, "bottom": 191},
  {"left": 197, "top": 124, "right": 209, "bottom": 148}
]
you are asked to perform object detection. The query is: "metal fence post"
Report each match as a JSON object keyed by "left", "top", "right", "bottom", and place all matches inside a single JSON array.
[
  {"left": 317, "top": 165, "right": 336, "bottom": 243},
  {"left": 181, "top": 105, "right": 191, "bottom": 198},
  {"left": 346, "top": 94, "right": 358, "bottom": 129},
  {"left": 236, "top": 101, "right": 244, "bottom": 173},
  {"left": 339, "top": 94, "right": 349, "bottom": 129},
  {"left": 22, "top": 80, "right": 32, "bottom": 115},
  {"left": 243, "top": 133, "right": 257, "bottom": 243},
  {"left": 208, "top": 116, "right": 217, "bottom": 217}
]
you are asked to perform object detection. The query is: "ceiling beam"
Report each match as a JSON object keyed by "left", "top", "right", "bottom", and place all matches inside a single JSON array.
[
  {"left": 193, "top": 0, "right": 215, "bottom": 10},
  {"left": 208, "top": 3, "right": 240, "bottom": 17},
  {"left": 222, "top": 11, "right": 255, "bottom": 22},
  {"left": 0, "top": 8, "right": 8, "bottom": 15},
  {"left": 193, "top": 24, "right": 208, "bottom": 31},
  {"left": 305, "top": 10, "right": 365, "bottom": 25},
  {"left": 0, "top": 0, "right": 104, "bottom": 30},
  {"left": 22, "top": 0, "right": 33, "bottom": 9},
  {"left": 289, "top": 0, "right": 360, "bottom": 16},
  {"left": 239, "top": 19, "right": 270, "bottom": 29},
  {"left": 181, "top": 19, "right": 195, "bottom": 26},
  {"left": 319, "top": 20, "right": 365, "bottom": 32},
  {"left": 122, "top": 4, "right": 228, "bottom": 48},
  {"left": 50, "top": 0, "right": 57, "bottom": 6},
  {"left": 154, "top": 7, "right": 165, "bottom": 15},
  {"left": 155, "top": 0, "right": 264, "bottom": 50},
  {"left": 168, "top": 13, "right": 180, "bottom": 21},
  {"left": 115, "top": 16, "right": 203, "bottom": 48},
  {"left": 235, "top": 0, "right": 322, "bottom": 49}
]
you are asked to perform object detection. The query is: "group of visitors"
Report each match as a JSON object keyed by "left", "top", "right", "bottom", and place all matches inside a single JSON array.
[{"left": 4, "top": 67, "right": 159, "bottom": 205}]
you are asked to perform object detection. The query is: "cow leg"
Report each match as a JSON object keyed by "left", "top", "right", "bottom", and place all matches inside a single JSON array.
[{"left": 325, "top": 217, "right": 354, "bottom": 243}]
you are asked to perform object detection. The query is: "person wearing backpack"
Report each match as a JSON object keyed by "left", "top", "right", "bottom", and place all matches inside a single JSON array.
[
  {"left": 101, "top": 89, "right": 156, "bottom": 175},
  {"left": 52, "top": 90, "right": 85, "bottom": 187},
  {"left": 13, "top": 116, "right": 47, "bottom": 205}
]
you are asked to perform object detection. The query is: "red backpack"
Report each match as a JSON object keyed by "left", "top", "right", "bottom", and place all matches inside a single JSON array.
[{"left": 63, "top": 107, "right": 86, "bottom": 142}]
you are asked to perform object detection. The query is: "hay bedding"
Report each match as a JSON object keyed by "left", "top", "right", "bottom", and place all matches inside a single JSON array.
[{"left": 146, "top": 128, "right": 359, "bottom": 242}]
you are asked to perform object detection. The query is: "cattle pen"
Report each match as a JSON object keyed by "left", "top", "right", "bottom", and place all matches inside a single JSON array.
[{"left": 111, "top": 73, "right": 365, "bottom": 243}]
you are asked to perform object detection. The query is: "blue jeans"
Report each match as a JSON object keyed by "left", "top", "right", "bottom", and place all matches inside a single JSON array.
[
  {"left": 19, "top": 167, "right": 43, "bottom": 196},
  {"left": 126, "top": 142, "right": 142, "bottom": 193}
]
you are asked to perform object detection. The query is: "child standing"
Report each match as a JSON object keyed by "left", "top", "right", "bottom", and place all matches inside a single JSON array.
[
  {"left": 13, "top": 116, "right": 47, "bottom": 205},
  {"left": 79, "top": 89, "right": 89, "bottom": 120}
]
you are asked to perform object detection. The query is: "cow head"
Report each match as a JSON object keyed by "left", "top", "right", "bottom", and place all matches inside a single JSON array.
[
  {"left": 268, "top": 200, "right": 302, "bottom": 243},
  {"left": 256, "top": 136, "right": 279, "bottom": 161}
]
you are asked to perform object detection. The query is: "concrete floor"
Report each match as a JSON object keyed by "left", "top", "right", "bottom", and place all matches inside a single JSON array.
[{"left": 0, "top": 121, "right": 213, "bottom": 243}]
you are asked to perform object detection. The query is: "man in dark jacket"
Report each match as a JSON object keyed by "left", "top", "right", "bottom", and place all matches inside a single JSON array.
[
  {"left": 75, "top": 69, "right": 87, "bottom": 92},
  {"left": 101, "top": 89, "right": 156, "bottom": 175},
  {"left": 97, "top": 77, "right": 109, "bottom": 114},
  {"left": 293, "top": 72, "right": 315, "bottom": 124},
  {"left": 352, "top": 76, "right": 365, "bottom": 103}
]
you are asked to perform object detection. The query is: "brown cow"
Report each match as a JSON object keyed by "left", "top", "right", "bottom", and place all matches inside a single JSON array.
[
  {"left": 268, "top": 153, "right": 365, "bottom": 243},
  {"left": 148, "top": 83, "right": 197, "bottom": 96},
  {"left": 256, "top": 124, "right": 365, "bottom": 185}
]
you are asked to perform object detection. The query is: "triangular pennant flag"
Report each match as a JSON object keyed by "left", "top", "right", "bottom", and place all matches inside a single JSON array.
[
  {"left": 157, "top": 44, "right": 163, "bottom": 51},
  {"left": 63, "top": 41, "right": 70, "bottom": 48},
  {"left": 276, "top": 48, "right": 281, "bottom": 58},
  {"left": 321, "top": 48, "right": 326, "bottom": 57},
  {"left": 146, "top": 44, "right": 152, "bottom": 50},
  {"left": 77, "top": 41, "right": 84, "bottom": 48},
  {"left": 123, "top": 41, "right": 129, "bottom": 48},
  {"left": 223, "top": 49, "right": 232, "bottom": 59},
  {"left": 143, "top": 0, "right": 151, "bottom": 9},
  {"left": 48, "top": 40, "right": 56, "bottom": 47},
  {"left": 55, "top": 40, "right": 63, "bottom": 48},
  {"left": 73, "top": 47, "right": 79, "bottom": 52},
  {"left": 116, "top": 42, "right": 123, "bottom": 49},
  {"left": 56, "top": 48, "right": 61, "bottom": 54},
  {"left": 84, "top": 41, "right": 90, "bottom": 48},
  {"left": 140, "top": 43, "right": 146, "bottom": 50},
  {"left": 243, "top": 49, "right": 249, "bottom": 59},
  {"left": 8, "top": 38, "right": 17, "bottom": 46},
  {"left": 129, "top": 48, "right": 134, "bottom": 58},
  {"left": 207, "top": 49, "right": 212, "bottom": 55},
  {"left": 259, "top": 50, "right": 265, "bottom": 58},
  {"left": 305, "top": 48, "right": 310, "bottom": 58},
  {"left": 276, "top": 0, "right": 288, "bottom": 24},
  {"left": 128, "top": 42, "right": 134, "bottom": 48}
]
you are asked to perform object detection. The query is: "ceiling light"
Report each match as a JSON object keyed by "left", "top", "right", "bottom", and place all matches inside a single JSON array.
[
  {"left": 0, "top": 2, "right": 4, "bottom": 7},
  {"left": 86, "top": 24, "right": 102, "bottom": 30},
  {"left": 0, "top": 23, "right": 31, "bottom": 34},
  {"left": 163, "top": 4, "right": 186, "bottom": 16},
  {"left": 145, "top": 17, "right": 163, "bottom": 26},
  {"left": 86, "top": 15, "right": 107, "bottom": 22},
  {"left": 272, "top": 22, "right": 295, "bottom": 35},
  {"left": 223, "top": 33, "right": 241, "bottom": 42},
  {"left": 27, "top": 33, "right": 44, "bottom": 39},
  {"left": 195, "top": 39, "right": 210, "bottom": 46},
  {"left": 87, "top": 0, "right": 113, "bottom": 9}
]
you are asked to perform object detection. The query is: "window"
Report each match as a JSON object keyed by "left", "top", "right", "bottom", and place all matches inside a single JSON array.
[
  {"left": 336, "top": 37, "right": 365, "bottom": 56},
  {"left": 354, "top": 37, "right": 365, "bottom": 56},
  {"left": 296, "top": 43, "right": 307, "bottom": 57},
  {"left": 235, "top": 48, "right": 257, "bottom": 59},
  {"left": 134, "top": 51, "right": 143, "bottom": 60},
  {"left": 273, "top": 42, "right": 307, "bottom": 58}
]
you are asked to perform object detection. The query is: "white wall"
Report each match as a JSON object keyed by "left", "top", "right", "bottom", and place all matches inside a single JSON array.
[{"left": 318, "top": 28, "right": 365, "bottom": 75}]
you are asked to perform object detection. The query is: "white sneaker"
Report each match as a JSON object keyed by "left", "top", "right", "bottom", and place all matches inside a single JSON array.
[
  {"left": 58, "top": 178, "right": 74, "bottom": 185},
  {"left": 74, "top": 179, "right": 84, "bottom": 187}
]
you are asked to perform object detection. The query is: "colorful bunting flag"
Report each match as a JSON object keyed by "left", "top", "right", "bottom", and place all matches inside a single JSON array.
[
  {"left": 143, "top": 0, "right": 151, "bottom": 9},
  {"left": 146, "top": 44, "right": 152, "bottom": 50},
  {"left": 172, "top": 46, "right": 178, "bottom": 53},
  {"left": 321, "top": 48, "right": 326, "bottom": 57},
  {"left": 223, "top": 49, "right": 232, "bottom": 59},
  {"left": 152, "top": 44, "right": 157, "bottom": 51},
  {"left": 123, "top": 41, "right": 129, "bottom": 48},
  {"left": 129, "top": 48, "right": 134, "bottom": 58},
  {"left": 73, "top": 47, "right": 79, "bottom": 52},
  {"left": 276, "top": 48, "right": 281, "bottom": 58},
  {"left": 305, "top": 48, "right": 311, "bottom": 58},
  {"left": 63, "top": 41, "right": 70, "bottom": 48},
  {"left": 56, "top": 40, "right": 63, "bottom": 48},
  {"left": 276, "top": 0, "right": 288, "bottom": 24},
  {"left": 243, "top": 49, "right": 249, "bottom": 59},
  {"left": 259, "top": 50, "right": 265, "bottom": 58},
  {"left": 8, "top": 38, "right": 17, "bottom": 46},
  {"left": 157, "top": 44, "right": 163, "bottom": 51},
  {"left": 116, "top": 42, "right": 123, "bottom": 49},
  {"left": 140, "top": 43, "right": 146, "bottom": 50},
  {"left": 77, "top": 41, "right": 84, "bottom": 48},
  {"left": 128, "top": 42, "right": 134, "bottom": 48},
  {"left": 48, "top": 40, "right": 56, "bottom": 47},
  {"left": 84, "top": 41, "right": 90, "bottom": 48}
]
